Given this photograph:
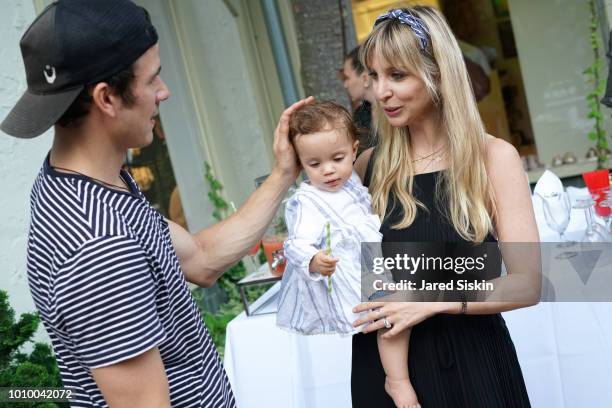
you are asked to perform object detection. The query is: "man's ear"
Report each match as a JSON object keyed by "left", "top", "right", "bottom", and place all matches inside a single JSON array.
[
  {"left": 91, "top": 82, "right": 120, "bottom": 118},
  {"left": 361, "top": 72, "right": 370, "bottom": 88}
]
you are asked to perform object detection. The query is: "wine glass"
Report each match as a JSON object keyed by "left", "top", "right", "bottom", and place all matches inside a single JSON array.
[
  {"left": 596, "top": 189, "right": 612, "bottom": 238},
  {"left": 573, "top": 197, "right": 607, "bottom": 243},
  {"left": 537, "top": 191, "right": 577, "bottom": 259}
]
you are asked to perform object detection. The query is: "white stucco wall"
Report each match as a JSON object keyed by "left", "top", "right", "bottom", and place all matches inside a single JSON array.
[
  {"left": 168, "top": 0, "right": 276, "bottom": 211},
  {"left": 0, "top": 0, "right": 52, "bottom": 341}
]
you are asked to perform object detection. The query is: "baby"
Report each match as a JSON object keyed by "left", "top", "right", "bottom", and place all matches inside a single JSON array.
[{"left": 276, "top": 101, "right": 419, "bottom": 408}]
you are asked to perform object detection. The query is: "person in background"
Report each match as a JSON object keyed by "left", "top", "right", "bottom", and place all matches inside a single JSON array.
[{"left": 339, "top": 46, "right": 377, "bottom": 156}]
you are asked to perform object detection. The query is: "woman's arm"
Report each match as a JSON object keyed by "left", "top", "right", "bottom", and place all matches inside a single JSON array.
[
  {"left": 461, "top": 135, "right": 541, "bottom": 313},
  {"left": 353, "top": 136, "right": 541, "bottom": 338}
]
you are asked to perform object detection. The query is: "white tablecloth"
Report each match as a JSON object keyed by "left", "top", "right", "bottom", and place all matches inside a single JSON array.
[
  {"left": 224, "top": 285, "right": 353, "bottom": 408},
  {"left": 224, "top": 193, "right": 612, "bottom": 407}
]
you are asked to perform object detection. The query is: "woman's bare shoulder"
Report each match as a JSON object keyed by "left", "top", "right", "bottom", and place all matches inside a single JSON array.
[
  {"left": 484, "top": 134, "right": 521, "bottom": 169},
  {"left": 354, "top": 147, "right": 374, "bottom": 182},
  {"left": 484, "top": 134, "right": 524, "bottom": 190},
  {"left": 484, "top": 136, "right": 539, "bottom": 243}
]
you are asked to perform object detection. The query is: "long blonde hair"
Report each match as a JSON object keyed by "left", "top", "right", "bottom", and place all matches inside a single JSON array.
[{"left": 361, "top": 6, "right": 496, "bottom": 242}]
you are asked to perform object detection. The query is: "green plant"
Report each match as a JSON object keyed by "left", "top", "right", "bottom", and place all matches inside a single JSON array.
[
  {"left": 0, "top": 290, "right": 67, "bottom": 408},
  {"left": 584, "top": 0, "right": 609, "bottom": 169},
  {"left": 204, "top": 162, "right": 229, "bottom": 221}
]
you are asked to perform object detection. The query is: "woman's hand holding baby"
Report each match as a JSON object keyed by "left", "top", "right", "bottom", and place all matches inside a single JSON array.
[{"left": 309, "top": 251, "right": 339, "bottom": 276}]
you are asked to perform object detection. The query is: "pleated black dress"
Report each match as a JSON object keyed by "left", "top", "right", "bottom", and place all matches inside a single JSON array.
[{"left": 351, "top": 152, "right": 531, "bottom": 408}]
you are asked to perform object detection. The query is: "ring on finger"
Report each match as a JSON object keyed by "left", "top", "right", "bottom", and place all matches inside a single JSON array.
[{"left": 382, "top": 317, "right": 392, "bottom": 329}]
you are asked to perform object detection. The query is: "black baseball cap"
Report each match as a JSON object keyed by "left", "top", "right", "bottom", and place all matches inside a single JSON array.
[{"left": 0, "top": 0, "right": 158, "bottom": 139}]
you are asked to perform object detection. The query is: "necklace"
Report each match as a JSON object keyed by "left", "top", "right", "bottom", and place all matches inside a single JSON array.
[
  {"left": 411, "top": 145, "right": 446, "bottom": 163},
  {"left": 51, "top": 165, "right": 131, "bottom": 192}
]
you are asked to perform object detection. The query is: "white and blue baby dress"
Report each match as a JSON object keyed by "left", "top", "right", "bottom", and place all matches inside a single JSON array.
[{"left": 276, "top": 171, "right": 387, "bottom": 335}]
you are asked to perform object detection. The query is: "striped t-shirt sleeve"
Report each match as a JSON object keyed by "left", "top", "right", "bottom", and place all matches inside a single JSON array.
[{"left": 55, "top": 235, "right": 166, "bottom": 369}]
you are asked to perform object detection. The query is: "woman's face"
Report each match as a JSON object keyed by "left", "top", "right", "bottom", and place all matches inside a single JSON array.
[{"left": 368, "top": 54, "right": 433, "bottom": 127}]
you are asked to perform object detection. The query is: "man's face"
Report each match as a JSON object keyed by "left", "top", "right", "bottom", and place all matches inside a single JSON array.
[
  {"left": 115, "top": 44, "right": 170, "bottom": 149},
  {"left": 341, "top": 59, "right": 366, "bottom": 104}
]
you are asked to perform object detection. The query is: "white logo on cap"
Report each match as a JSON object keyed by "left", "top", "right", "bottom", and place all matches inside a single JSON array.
[{"left": 43, "top": 65, "right": 56, "bottom": 84}]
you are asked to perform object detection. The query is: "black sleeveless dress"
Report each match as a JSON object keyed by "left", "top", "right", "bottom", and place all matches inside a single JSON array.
[{"left": 351, "top": 152, "right": 531, "bottom": 408}]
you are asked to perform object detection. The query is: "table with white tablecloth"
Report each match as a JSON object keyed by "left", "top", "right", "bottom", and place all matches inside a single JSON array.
[{"left": 224, "top": 193, "right": 612, "bottom": 408}]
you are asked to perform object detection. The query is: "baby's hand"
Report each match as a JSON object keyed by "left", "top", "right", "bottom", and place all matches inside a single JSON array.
[{"left": 309, "top": 251, "right": 339, "bottom": 276}]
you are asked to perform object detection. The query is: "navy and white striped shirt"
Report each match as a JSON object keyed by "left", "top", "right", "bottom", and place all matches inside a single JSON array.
[{"left": 26, "top": 156, "right": 235, "bottom": 407}]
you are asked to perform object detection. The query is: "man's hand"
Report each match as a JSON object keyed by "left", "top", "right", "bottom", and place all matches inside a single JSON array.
[
  {"left": 309, "top": 250, "right": 339, "bottom": 276},
  {"left": 271, "top": 96, "right": 315, "bottom": 181},
  {"left": 170, "top": 96, "right": 316, "bottom": 288}
]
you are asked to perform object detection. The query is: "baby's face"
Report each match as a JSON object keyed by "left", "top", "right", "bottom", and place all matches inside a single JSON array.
[{"left": 294, "top": 128, "right": 359, "bottom": 192}]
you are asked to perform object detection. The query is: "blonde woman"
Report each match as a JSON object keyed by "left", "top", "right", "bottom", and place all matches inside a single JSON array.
[{"left": 350, "top": 7, "right": 539, "bottom": 408}]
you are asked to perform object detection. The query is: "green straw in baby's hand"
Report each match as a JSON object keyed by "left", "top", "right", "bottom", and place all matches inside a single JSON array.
[{"left": 326, "top": 221, "right": 332, "bottom": 294}]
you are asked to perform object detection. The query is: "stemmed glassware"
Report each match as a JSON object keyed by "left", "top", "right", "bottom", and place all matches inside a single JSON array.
[
  {"left": 537, "top": 191, "right": 577, "bottom": 259},
  {"left": 573, "top": 196, "right": 607, "bottom": 243},
  {"left": 581, "top": 187, "right": 612, "bottom": 242},
  {"left": 594, "top": 189, "right": 612, "bottom": 238}
]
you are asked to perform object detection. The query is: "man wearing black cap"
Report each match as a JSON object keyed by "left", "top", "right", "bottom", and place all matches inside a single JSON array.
[{"left": 1, "top": 1, "right": 309, "bottom": 406}]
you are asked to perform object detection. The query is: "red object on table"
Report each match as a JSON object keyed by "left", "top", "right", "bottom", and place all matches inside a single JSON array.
[
  {"left": 582, "top": 169, "right": 611, "bottom": 217},
  {"left": 247, "top": 241, "right": 261, "bottom": 256},
  {"left": 262, "top": 235, "right": 286, "bottom": 276}
]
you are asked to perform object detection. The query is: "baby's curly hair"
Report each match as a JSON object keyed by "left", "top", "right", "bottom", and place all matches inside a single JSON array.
[{"left": 288, "top": 100, "right": 356, "bottom": 144}]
